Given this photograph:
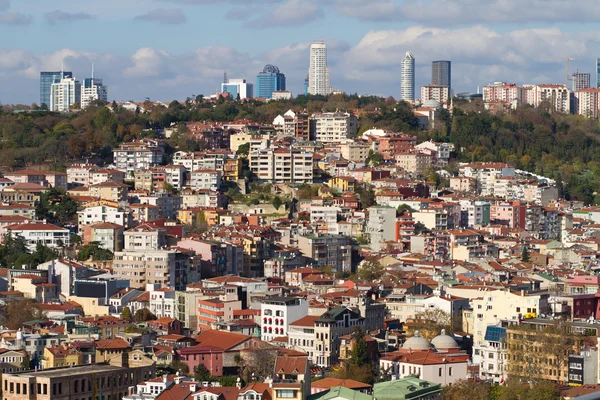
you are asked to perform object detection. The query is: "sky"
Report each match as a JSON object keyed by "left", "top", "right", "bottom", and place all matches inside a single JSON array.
[{"left": 1, "top": 0, "right": 600, "bottom": 104}]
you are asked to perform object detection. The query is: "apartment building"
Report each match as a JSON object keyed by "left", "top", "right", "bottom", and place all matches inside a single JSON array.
[
  {"left": 574, "top": 88, "right": 600, "bottom": 118},
  {"left": 525, "top": 84, "right": 571, "bottom": 113},
  {"left": 339, "top": 141, "right": 370, "bottom": 162},
  {"left": 314, "top": 307, "right": 365, "bottom": 367},
  {"left": 420, "top": 84, "right": 449, "bottom": 103},
  {"left": 66, "top": 164, "right": 96, "bottom": 187},
  {"left": 459, "top": 162, "right": 515, "bottom": 196},
  {"left": 249, "top": 148, "right": 313, "bottom": 183},
  {"left": 365, "top": 206, "right": 397, "bottom": 251},
  {"left": 310, "top": 112, "right": 358, "bottom": 143},
  {"left": 190, "top": 170, "right": 222, "bottom": 191},
  {"left": 4, "top": 222, "right": 70, "bottom": 252},
  {"left": 112, "top": 249, "right": 192, "bottom": 290},
  {"left": 261, "top": 297, "right": 308, "bottom": 342},
  {"left": 297, "top": 234, "right": 352, "bottom": 273},
  {"left": 112, "top": 139, "right": 165, "bottom": 174},
  {"left": 394, "top": 151, "right": 434, "bottom": 176},
  {"left": 483, "top": 82, "right": 525, "bottom": 108},
  {"left": 197, "top": 298, "right": 242, "bottom": 331}
]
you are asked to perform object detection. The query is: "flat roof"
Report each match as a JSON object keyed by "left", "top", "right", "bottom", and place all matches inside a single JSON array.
[{"left": 6, "top": 364, "right": 128, "bottom": 379}]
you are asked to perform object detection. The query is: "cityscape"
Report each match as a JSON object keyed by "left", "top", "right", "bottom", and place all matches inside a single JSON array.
[{"left": 2, "top": 2, "right": 600, "bottom": 400}]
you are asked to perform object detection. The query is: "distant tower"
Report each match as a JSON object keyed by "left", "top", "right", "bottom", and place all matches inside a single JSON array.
[
  {"left": 256, "top": 64, "right": 286, "bottom": 99},
  {"left": 401, "top": 51, "right": 415, "bottom": 101},
  {"left": 223, "top": 71, "right": 229, "bottom": 84},
  {"left": 572, "top": 71, "right": 591, "bottom": 91},
  {"left": 308, "top": 41, "right": 330, "bottom": 96},
  {"left": 432, "top": 60, "right": 451, "bottom": 89}
]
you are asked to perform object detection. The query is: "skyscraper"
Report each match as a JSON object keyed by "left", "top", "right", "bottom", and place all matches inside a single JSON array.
[
  {"left": 50, "top": 76, "right": 80, "bottom": 112},
  {"left": 221, "top": 78, "right": 253, "bottom": 99},
  {"left": 40, "top": 71, "right": 72, "bottom": 108},
  {"left": 81, "top": 78, "right": 108, "bottom": 108},
  {"left": 256, "top": 64, "right": 286, "bottom": 99},
  {"left": 400, "top": 51, "right": 415, "bottom": 101},
  {"left": 308, "top": 41, "right": 330, "bottom": 96},
  {"left": 597, "top": 59, "right": 600, "bottom": 88},
  {"left": 572, "top": 72, "right": 591, "bottom": 91},
  {"left": 432, "top": 60, "right": 451, "bottom": 88}
]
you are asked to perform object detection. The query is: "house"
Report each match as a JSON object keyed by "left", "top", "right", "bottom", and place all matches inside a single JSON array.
[{"left": 3, "top": 222, "right": 70, "bottom": 251}]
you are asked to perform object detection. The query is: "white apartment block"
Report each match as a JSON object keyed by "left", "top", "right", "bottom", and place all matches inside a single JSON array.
[
  {"left": 472, "top": 326, "right": 508, "bottom": 383},
  {"left": 67, "top": 164, "right": 96, "bottom": 187},
  {"left": 414, "top": 141, "right": 453, "bottom": 166},
  {"left": 574, "top": 88, "right": 600, "bottom": 118},
  {"left": 249, "top": 148, "right": 313, "bottom": 183},
  {"left": 4, "top": 222, "right": 70, "bottom": 252},
  {"left": 309, "top": 206, "right": 341, "bottom": 228},
  {"left": 311, "top": 112, "right": 358, "bottom": 143},
  {"left": 149, "top": 287, "right": 176, "bottom": 319},
  {"left": 80, "top": 78, "right": 108, "bottom": 109},
  {"left": 525, "top": 84, "right": 571, "bottom": 113},
  {"left": 112, "top": 249, "right": 191, "bottom": 290},
  {"left": 190, "top": 170, "right": 222, "bottom": 191},
  {"left": 340, "top": 141, "right": 370, "bottom": 162},
  {"left": 77, "top": 204, "right": 130, "bottom": 233},
  {"left": 365, "top": 206, "right": 397, "bottom": 251},
  {"left": 483, "top": 82, "right": 525, "bottom": 108},
  {"left": 420, "top": 84, "right": 449, "bottom": 103},
  {"left": 395, "top": 151, "right": 434, "bottom": 176},
  {"left": 112, "top": 139, "right": 165, "bottom": 175},
  {"left": 124, "top": 225, "right": 167, "bottom": 251},
  {"left": 459, "top": 162, "right": 515, "bottom": 196},
  {"left": 309, "top": 41, "right": 330, "bottom": 96},
  {"left": 50, "top": 77, "right": 81, "bottom": 112},
  {"left": 260, "top": 297, "right": 308, "bottom": 342}
]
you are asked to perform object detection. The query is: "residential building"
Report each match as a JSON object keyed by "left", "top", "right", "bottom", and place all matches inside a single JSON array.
[
  {"left": 401, "top": 51, "right": 415, "bottom": 101},
  {"left": 80, "top": 76, "right": 107, "bottom": 109},
  {"left": 261, "top": 297, "right": 308, "bottom": 342},
  {"left": 50, "top": 76, "right": 81, "bottom": 112},
  {"left": 525, "top": 84, "right": 571, "bottom": 113},
  {"left": 459, "top": 162, "right": 515, "bottom": 196},
  {"left": 365, "top": 206, "right": 397, "bottom": 251},
  {"left": 340, "top": 141, "right": 370, "bottom": 162},
  {"left": 149, "top": 287, "right": 177, "bottom": 319},
  {"left": 421, "top": 84, "right": 449, "bottom": 104},
  {"left": 483, "top": 82, "right": 525, "bottom": 108},
  {"left": 308, "top": 41, "right": 330, "bottom": 96},
  {"left": 77, "top": 203, "right": 130, "bottom": 233},
  {"left": 2, "top": 363, "right": 156, "bottom": 400},
  {"left": 395, "top": 151, "right": 434, "bottom": 176},
  {"left": 4, "top": 222, "right": 70, "bottom": 252},
  {"left": 112, "top": 249, "right": 192, "bottom": 290},
  {"left": 314, "top": 307, "right": 364, "bottom": 367},
  {"left": 297, "top": 234, "right": 352, "bottom": 273},
  {"left": 432, "top": 60, "right": 451, "bottom": 88},
  {"left": 112, "top": 139, "right": 165, "bottom": 174},
  {"left": 572, "top": 72, "right": 591, "bottom": 91},
  {"left": 222, "top": 78, "right": 253, "bottom": 99},
  {"left": 473, "top": 326, "right": 507, "bottom": 383},
  {"left": 288, "top": 315, "right": 319, "bottom": 361},
  {"left": 90, "top": 181, "right": 129, "bottom": 202},
  {"left": 198, "top": 298, "right": 242, "bottom": 331},
  {"left": 310, "top": 112, "right": 358, "bottom": 143},
  {"left": 256, "top": 64, "right": 286, "bottom": 99},
  {"left": 249, "top": 148, "right": 313, "bottom": 183},
  {"left": 90, "top": 169, "right": 125, "bottom": 186},
  {"left": 190, "top": 170, "right": 222, "bottom": 191},
  {"left": 40, "top": 71, "right": 73, "bottom": 108},
  {"left": 574, "top": 88, "right": 600, "bottom": 118},
  {"left": 66, "top": 164, "right": 96, "bottom": 187}
]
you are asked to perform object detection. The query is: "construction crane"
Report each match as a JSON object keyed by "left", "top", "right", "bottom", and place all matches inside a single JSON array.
[{"left": 565, "top": 57, "right": 575, "bottom": 87}]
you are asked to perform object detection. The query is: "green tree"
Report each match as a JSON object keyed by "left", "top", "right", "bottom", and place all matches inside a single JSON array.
[
  {"left": 272, "top": 196, "right": 282, "bottom": 210},
  {"left": 120, "top": 306, "right": 132, "bottom": 321},
  {"left": 357, "top": 257, "right": 385, "bottom": 281},
  {"left": 442, "top": 379, "right": 490, "bottom": 400},
  {"left": 135, "top": 308, "right": 157, "bottom": 322},
  {"left": 521, "top": 246, "right": 530, "bottom": 262},
  {"left": 20, "top": 353, "right": 31, "bottom": 370},
  {"left": 236, "top": 142, "right": 250, "bottom": 155},
  {"left": 194, "top": 363, "right": 211, "bottom": 381},
  {"left": 77, "top": 242, "right": 114, "bottom": 261},
  {"left": 0, "top": 298, "right": 46, "bottom": 330},
  {"left": 350, "top": 327, "right": 369, "bottom": 366},
  {"left": 170, "top": 359, "right": 190, "bottom": 375}
]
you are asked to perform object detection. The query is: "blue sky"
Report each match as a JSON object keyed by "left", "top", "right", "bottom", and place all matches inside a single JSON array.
[{"left": 1, "top": 0, "right": 600, "bottom": 104}]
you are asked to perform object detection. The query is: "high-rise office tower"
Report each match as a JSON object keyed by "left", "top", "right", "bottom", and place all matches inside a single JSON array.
[
  {"left": 221, "top": 78, "right": 254, "bottom": 99},
  {"left": 400, "top": 51, "right": 415, "bottom": 101},
  {"left": 256, "top": 64, "right": 286, "bottom": 99},
  {"left": 572, "top": 71, "right": 591, "bottom": 91},
  {"left": 432, "top": 60, "right": 451, "bottom": 89},
  {"left": 308, "top": 41, "right": 330, "bottom": 96},
  {"left": 80, "top": 64, "right": 108, "bottom": 109},
  {"left": 50, "top": 76, "right": 81, "bottom": 112},
  {"left": 597, "top": 59, "right": 600, "bottom": 88},
  {"left": 40, "top": 71, "right": 72, "bottom": 108}
]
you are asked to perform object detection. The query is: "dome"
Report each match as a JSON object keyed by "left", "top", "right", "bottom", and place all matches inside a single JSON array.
[
  {"left": 422, "top": 99, "right": 441, "bottom": 109},
  {"left": 401, "top": 332, "right": 433, "bottom": 351},
  {"left": 431, "top": 329, "right": 459, "bottom": 349},
  {"left": 262, "top": 64, "right": 280, "bottom": 74}
]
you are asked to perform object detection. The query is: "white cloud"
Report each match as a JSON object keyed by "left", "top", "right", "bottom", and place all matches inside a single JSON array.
[
  {"left": 0, "top": 11, "right": 31, "bottom": 25},
  {"left": 2, "top": 25, "right": 600, "bottom": 105},
  {"left": 245, "top": 0, "right": 322, "bottom": 28},
  {"left": 134, "top": 8, "right": 187, "bottom": 25},
  {"left": 44, "top": 10, "right": 95, "bottom": 25}
]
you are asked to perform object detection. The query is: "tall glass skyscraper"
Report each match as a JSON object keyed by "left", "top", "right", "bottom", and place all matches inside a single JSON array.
[
  {"left": 596, "top": 59, "right": 600, "bottom": 88},
  {"left": 40, "top": 71, "right": 72, "bottom": 108},
  {"left": 432, "top": 60, "right": 451, "bottom": 88},
  {"left": 400, "top": 51, "right": 415, "bottom": 101},
  {"left": 256, "top": 65, "right": 286, "bottom": 99}
]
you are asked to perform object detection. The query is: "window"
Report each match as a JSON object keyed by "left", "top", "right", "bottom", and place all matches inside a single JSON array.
[
  {"left": 439, "top": 368, "right": 442, "bottom": 377},
  {"left": 449, "top": 367, "right": 453, "bottom": 376},
  {"left": 277, "top": 390, "right": 296, "bottom": 398}
]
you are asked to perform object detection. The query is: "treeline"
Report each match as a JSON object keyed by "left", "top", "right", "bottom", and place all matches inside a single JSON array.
[{"left": 438, "top": 106, "right": 600, "bottom": 204}]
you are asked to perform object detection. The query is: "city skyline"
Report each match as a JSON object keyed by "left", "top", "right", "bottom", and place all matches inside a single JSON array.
[{"left": 3, "top": 1, "right": 600, "bottom": 104}]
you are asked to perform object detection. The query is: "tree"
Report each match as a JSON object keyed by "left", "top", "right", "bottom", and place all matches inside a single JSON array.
[
  {"left": 521, "top": 245, "right": 530, "bottom": 262},
  {"left": 120, "top": 306, "right": 132, "bottom": 321},
  {"left": 272, "top": 196, "right": 282, "bottom": 210},
  {"left": 1, "top": 298, "right": 46, "bottom": 329},
  {"left": 412, "top": 309, "right": 452, "bottom": 340},
  {"left": 236, "top": 142, "right": 250, "bottom": 156},
  {"left": 194, "top": 363, "right": 211, "bottom": 381},
  {"left": 170, "top": 359, "right": 190, "bottom": 375},
  {"left": 357, "top": 257, "right": 385, "bottom": 282},
  {"left": 350, "top": 327, "right": 369, "bottom": 366},
  {"left": 442, "top": 379, "right": 490, "bottom": 400},
  {"left": 135, "top": 308, "right": 157, "bottom": 322},
  {"left": 77, "top": 242, "right": 114, "bottom": 261},
  {"left": 20, "top": 353, "right": 31, "bottom": 370}
]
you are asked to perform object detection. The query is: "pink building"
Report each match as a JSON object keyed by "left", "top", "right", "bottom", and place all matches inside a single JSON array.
[{"left": 177, "top": 345, "right": 224, "bottom": 376}]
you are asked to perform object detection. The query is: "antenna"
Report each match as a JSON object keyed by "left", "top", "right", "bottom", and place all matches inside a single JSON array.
[{"left": 92, "top": 62, "right": 95, "bottom": 80}]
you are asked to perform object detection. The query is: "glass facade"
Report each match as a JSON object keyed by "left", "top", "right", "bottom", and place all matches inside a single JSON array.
[
  {"left": 432, "top": 61, "right": 451, "bottom": 88},
  {"left": 222, "top": 84, "right": 239, "bottom": 99},
  {"left": 256, "top": 65, "right": 286, "bottom": 99},
  {"left": 597, "top": 58, "right": 600, "bottom": 88},
  {"left": 40, "top": 71, "right": 72, "bottom": 108}
]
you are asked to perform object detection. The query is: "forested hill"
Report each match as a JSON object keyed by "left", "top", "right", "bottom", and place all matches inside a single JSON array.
[{"left": 1, "top": 95, "right": 600, "bottom": 203}]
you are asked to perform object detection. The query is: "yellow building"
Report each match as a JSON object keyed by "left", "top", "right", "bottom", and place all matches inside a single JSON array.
[
  {"left": 223, "top": 158, "right": 242, "bottom": 181},
  {"left": 328, "top": 176, "right": 357, "bottom": 193},
  {"left": 42, "top": 345, "right": 82, "bottom": 369},
  {"left": 89, "top": 181, "right": 130, "bottom": 202}
]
